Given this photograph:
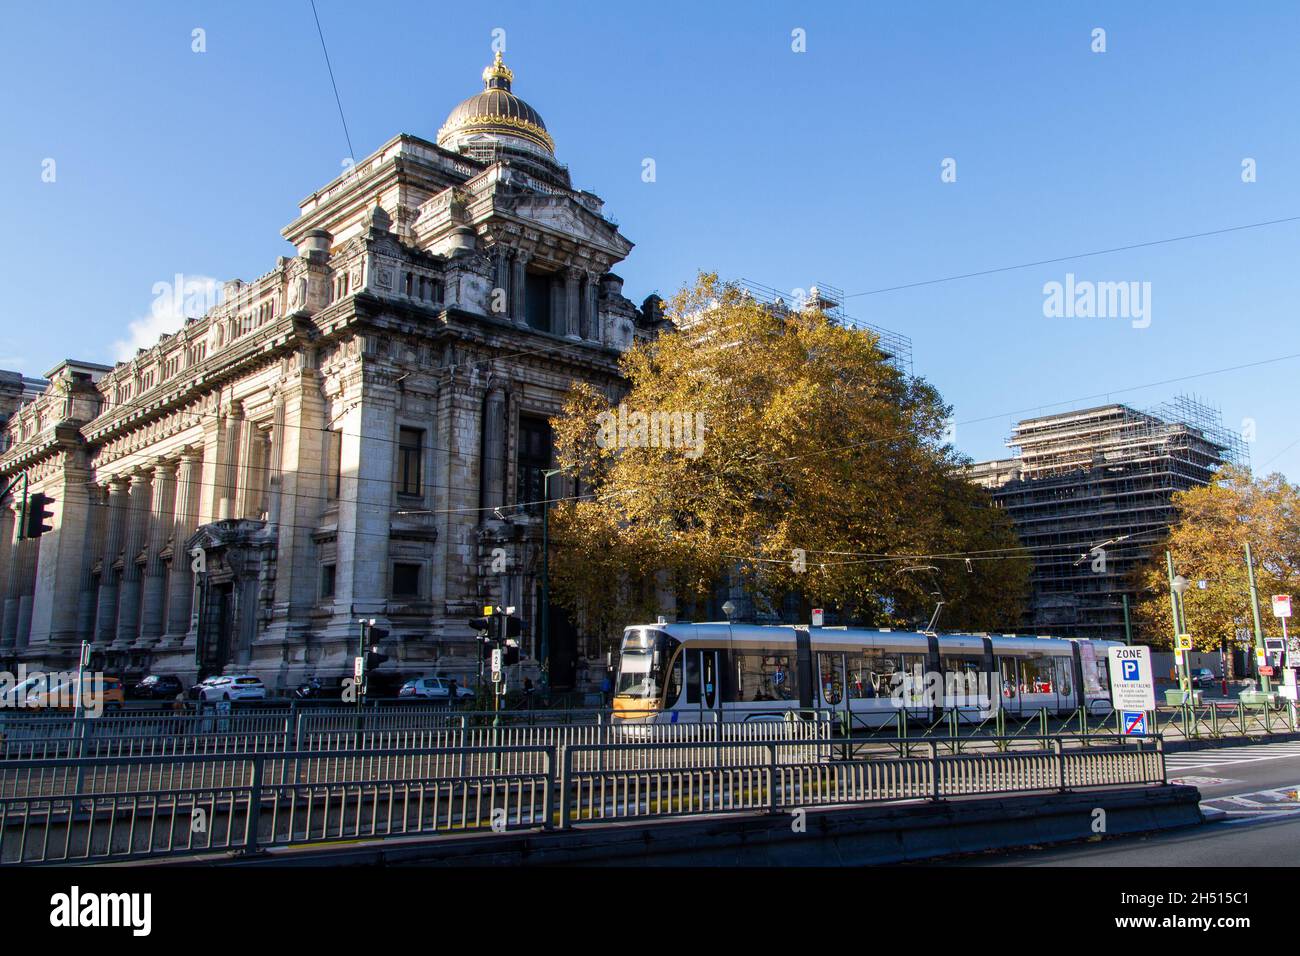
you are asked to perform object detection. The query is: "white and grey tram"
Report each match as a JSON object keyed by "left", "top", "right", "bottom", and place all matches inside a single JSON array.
[{"left": 611, "top": 621, "right": 1119, "bottom": 725}]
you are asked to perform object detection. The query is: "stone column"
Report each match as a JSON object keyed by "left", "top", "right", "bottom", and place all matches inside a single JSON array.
[
  {"left": 0, "top": 501, "right": 16, "bottom": 649},
  {"left": 480, "top": 387, "right": 507, "bottom": 510},
  {"left": 583, "top": 273, "right": 600, "bottom": 341},
  {"left": 138, "top": 459, "right": 176, "bottom": 645},
  {"left": 266, "top": 394, "right": 286, "bottom": 527},
  {"left": 75, "top": 483, "right": 105, "bottom": 641},
  {"left": 219, "top": 403, "right": 243, "bottom": 521},
  {"left": 564, "top": 268, "right": 581, "bottom": 339},
  {"left": 265, "top": 367, "right": 325, "bottom": 643},
  {"left": 94, "top": 477, "right": 129, "bottom": 644},
  {"left": 13, "top": 536, "right": 37, "bottom": 649},
  {"left": 236, "top": 417, "right": 262, "bottom": 519},
  {"left": 511, "top": 251, "right": 528, "bottom": 326},
  {"left": 162, "top": 449, "right": 201, "bottom": 646},
  {"left": 1, "top": 500, "right": 22, "bottom": 649},
  {"left": 114, "top": 470, "right": 152, "bottom": 646},
  {"left": 491, "top": 247, "right": 510, "bottom": 319}
]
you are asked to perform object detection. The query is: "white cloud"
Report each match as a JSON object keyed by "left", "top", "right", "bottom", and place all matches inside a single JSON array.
[{"left": 110, "top": 274, "right": 222, "bottom": 362}]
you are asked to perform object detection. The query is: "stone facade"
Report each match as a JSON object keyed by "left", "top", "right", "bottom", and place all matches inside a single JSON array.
[{"left": 0, "top": 58, "right": 666, "bottom": 692}]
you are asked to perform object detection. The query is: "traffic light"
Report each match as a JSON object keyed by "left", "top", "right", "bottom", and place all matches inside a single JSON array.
[
  {"left": 21, "top": 493, "right": 54, "bottom": 540},
  {"left": 364, "top": 646, "right": 389, "bottom": 672},
  {"left": 502, "top": 642, "right": 520, "bottom": 667}
]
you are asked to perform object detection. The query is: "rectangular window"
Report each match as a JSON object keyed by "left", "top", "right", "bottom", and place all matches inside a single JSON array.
[
  {"left": 516, "top": 416, "right": 553, "bottom": 514},
  {"left": 320, "top": 564, "right": 336, "bottom": 600},
  {"left": 392, "top": 562, "right": 421, "bottom": 598},
  {"left": 733, "top": 651, "right": 798, "bottom": 703},
  {"left": 398, "top": 427, "right": 423, "bottom": 496}
]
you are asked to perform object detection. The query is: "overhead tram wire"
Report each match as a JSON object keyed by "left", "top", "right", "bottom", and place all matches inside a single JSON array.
[
  {"left": 309, "top": 0, "right": 356, "bottom": 168},
  {"left": 841, "top": 214, "right": 1300, "bottom": 299}
]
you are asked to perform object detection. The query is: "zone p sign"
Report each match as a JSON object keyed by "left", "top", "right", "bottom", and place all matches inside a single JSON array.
[{"left": 1107, "top": 646, "right": 1155, "bottom": 712}]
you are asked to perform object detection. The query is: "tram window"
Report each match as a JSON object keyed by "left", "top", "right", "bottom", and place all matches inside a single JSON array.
[
  {"left": 1093, "top": 661, "right": 1109, "bottom": 691},
  {"left": 734, "top": 651, "right": 798, "bottom": 702},
  {"left": 663, "top": 653, "right": 684, "bottom": 707},
  {"left": 1021, "top": 656, "right": 1055, "bottom": 694},
  {"left": 847, "top": 648, "right": 899, "bottom": 699},
  {"left": 941, "top": 655, "right": 983, "bottom": 705},
  {"left": 818, "top": 653, "right": 843, "bottom": 705},
  {"left": 999, "top": 658, "right": 1018, "bottom": 699},
  {"left": 1055, "top": 657, "right": 1073, "bottom": 697},
  {"left": 685, "top": 650, "right": 700, "bottom": 705}
]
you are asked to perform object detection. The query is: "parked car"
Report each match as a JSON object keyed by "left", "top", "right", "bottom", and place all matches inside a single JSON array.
[
  {"left": 1191, "top": 667, "right": 1218, "bottom": 688},
  {"left": 130, "top": 674, "right": 184, "bottom": 700},
  {"left": 189, "top": 676, "right": 224, "bottom": 700},
  {"left": 24, "top": 675, "right": 124, "bottom": 711},
  {"left": 398, "top": 677, "right": 474, "bottom": 701},
  {"left": 199, "top": 675, "right": 267, "bottom": 702}
]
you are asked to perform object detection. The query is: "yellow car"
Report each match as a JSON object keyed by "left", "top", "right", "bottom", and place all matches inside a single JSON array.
[{"left": 24, "top": 675, "right": 125, "bottom": 712}]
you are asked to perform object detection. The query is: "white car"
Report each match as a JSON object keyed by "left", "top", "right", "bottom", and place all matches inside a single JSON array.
[
  {"left": 200, "top": 675, "right": 266, "bottom": 702},
  {"left": 398, "top": 677, "right": 474, "bottom": 701}
]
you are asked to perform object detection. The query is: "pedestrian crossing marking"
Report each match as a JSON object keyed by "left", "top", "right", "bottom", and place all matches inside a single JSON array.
[{"left": 1165, "top": 742, "right": 1300, "bottom": 773}]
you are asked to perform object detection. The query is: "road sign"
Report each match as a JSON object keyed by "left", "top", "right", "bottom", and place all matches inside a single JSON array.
[
  {"left": 353, "top": 656, "right": 364, "bottom": 680},
  {"left": 491, "top": 648, "right": 502, "bottom": 673},
  {"left": 1107, "top": 646, "right": 1155, "bottom": 711},
  {"left": 1261, "top": 666, "right": 1275, "bottom": 677},
  {"left": 1122, "top": 711, "right": 1147, "bottom": 736},
  {"left": 1176, "top": 633, "right": 1193, "bottom": 651},
  {"left": 1273, "top": 594, "right": 1292, "bottom": 618},
  {"left": 811, "top": 608, "right": 824, "bottom": 627}
]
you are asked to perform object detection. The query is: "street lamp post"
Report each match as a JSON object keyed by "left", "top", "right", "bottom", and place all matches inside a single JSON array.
[
  {"left": 539, "top": 468, "right": 563, "bottom": 697},
  {"left": 1244, "top": 540, "right": 1273, "bottom": 697}
]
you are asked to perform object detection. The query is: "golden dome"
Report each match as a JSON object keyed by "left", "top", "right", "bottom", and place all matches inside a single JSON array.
[{"left": 437, "top": 53, "right": 555, "bottom": 155}]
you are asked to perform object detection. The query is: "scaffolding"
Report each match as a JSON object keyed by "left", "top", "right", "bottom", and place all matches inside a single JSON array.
[
  {"left": 974, "top": 396, "right": 1248, "bottom": 641},
  {"left": 738, "top": 278, "right": 914, "bottom": 377}
]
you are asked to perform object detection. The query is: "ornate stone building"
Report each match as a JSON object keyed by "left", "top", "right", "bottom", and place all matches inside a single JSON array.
[{"left": 0, "top": 55, "right": 664, "bottom": 691}]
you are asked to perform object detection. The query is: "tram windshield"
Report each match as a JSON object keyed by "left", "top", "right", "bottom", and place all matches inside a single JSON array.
[{"left": 616, "top": 628, "right": 680, "bottom": 699}]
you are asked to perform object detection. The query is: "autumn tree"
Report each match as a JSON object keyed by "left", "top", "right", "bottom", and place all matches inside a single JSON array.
[
  {"left": 1131, "top": 465, "right": 1300, "bottom": 652},
  {"left": 547, "top": 274, "right": 1028, "bottom": 649}
]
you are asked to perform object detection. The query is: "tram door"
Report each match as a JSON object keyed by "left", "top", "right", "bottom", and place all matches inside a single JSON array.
[{"left": 699, "top": 649, "right": 721, "bottom": 718}]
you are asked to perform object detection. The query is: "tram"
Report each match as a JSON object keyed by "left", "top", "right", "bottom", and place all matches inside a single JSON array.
[{"left": 611, "top": 621, "right": 1119, "bottom": 725}]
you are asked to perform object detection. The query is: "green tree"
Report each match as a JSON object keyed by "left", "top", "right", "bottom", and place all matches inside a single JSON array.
[
  {"left": 1132, "top": 466, "right": 1300, "bottom": 652},
  {"left": 548, "top": 274, "right": 1028, "bottom": 648}
]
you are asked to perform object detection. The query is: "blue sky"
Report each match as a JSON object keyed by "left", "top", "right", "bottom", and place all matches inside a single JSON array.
[{"left": 2, "top": 1, "right": 1298, "bottom": 478}]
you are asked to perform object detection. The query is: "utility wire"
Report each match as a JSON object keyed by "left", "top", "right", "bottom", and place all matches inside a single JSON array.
[
  {"left": 842, "top": 214, "right": 1300, "bottom": 299},
  {"left": 309, "top": 0, "right": 356, "bottom": 166}
]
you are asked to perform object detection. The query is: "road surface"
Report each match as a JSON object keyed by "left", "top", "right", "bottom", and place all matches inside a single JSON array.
[{"left": 955, "top": 739, "right": 1300, "bottom": 865}]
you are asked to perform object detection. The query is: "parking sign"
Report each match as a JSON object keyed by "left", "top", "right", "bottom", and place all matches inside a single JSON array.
[{"left": 1107, "top": 646, "right": 1155, "bottom": 711}]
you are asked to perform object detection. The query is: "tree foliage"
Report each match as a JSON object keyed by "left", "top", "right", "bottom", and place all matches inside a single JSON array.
[
  {"left": 547, "top": 275, "right": 1028, "bottom": 648},
  {"left": 1131, "top": 466, "right": 1300, "bottom": 651}
]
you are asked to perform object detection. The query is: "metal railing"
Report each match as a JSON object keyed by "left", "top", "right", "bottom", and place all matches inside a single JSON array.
[
  {"left": 556, "top": 734, "right": 1164, "bottom": 828},
  {"left": 0, "top": 733, "right": 1164, "bottom": 864},
  {"left": 0, "top": 745, "right": 554, "bottom": 865}
]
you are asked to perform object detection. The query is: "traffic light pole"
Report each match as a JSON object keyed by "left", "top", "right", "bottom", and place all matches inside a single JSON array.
[{"left": 356, "top": 618, "right": 367, "bottom": 731}]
